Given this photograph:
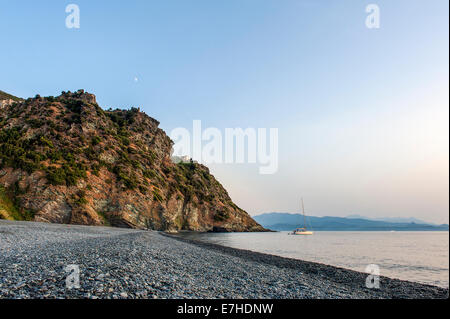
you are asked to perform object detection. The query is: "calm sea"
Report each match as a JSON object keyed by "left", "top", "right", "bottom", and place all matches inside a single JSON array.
[{"left": 176, "top": 231, "right": 449, "bottom": 288}]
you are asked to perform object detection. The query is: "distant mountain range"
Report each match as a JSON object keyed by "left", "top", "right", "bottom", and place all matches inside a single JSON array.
[
  {"left": 253, "top": 213, "right": 449, "bottom": 231},
  {"left": 345, "top": 214, "right": 437, "bottom": 225}
]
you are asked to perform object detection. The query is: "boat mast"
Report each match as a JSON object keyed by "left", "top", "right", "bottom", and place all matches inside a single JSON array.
[{"left": 301, "top": 198, "right": 306, "bottom": 229}]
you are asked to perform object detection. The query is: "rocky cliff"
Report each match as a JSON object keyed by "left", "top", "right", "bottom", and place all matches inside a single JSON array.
[{"left": 0, "top": 90, "right": 265, "bottom": 232}]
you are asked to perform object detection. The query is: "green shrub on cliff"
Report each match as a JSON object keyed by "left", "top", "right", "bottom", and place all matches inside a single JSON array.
[
  {"left": 46, "top": 164, "right": 87, "bottom": 186},
  {"left": 152, "top": 188, "right": 164, "bottom": 202},
  {"left": 0, "top": 90, "right": 21, "bottom": 102},
  {"left": 214, "top": 210, "right": 230, "bottom": 222},
  {"left": 0, "top": 186, "right": 34, "bottom": 221}
]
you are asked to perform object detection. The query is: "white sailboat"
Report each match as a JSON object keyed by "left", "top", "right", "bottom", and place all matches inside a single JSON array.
[{"left": 291, "top": 198, "right": 313, "bottom": 235}]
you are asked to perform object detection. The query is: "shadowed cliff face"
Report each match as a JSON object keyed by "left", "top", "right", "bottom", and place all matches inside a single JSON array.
[{"left": 0, "top": 90, "right": 265, "bottom": 232}]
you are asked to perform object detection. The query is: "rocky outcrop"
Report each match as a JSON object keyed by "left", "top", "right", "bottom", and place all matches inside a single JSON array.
[
  {"left": 0, "top": 90, "right": 265, "bottom": 232},
  {"left": 0, "top": 99, "right": 15, "bottom": 109}
]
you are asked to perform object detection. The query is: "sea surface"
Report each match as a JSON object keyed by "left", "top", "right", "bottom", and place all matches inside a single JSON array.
[{"left": 176, "top": 231, "right": 449, "bottom": 288}]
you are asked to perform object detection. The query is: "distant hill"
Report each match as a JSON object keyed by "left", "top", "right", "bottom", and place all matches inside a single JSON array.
[
  {"left": 253, "top": 213, "right": 449, "bottom": 231},
  {"left": 346, "top": 214, "right": 435, "bottom": 225}
]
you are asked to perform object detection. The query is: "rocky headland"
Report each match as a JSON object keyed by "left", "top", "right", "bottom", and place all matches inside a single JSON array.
[{"left": 0, "top": 90, "right": 264, "bottom": 232}]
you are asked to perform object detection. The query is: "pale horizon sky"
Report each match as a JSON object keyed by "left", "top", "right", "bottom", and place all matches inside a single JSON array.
[{"left": 1, "top": 1, "right": 448, "bottom": 223}]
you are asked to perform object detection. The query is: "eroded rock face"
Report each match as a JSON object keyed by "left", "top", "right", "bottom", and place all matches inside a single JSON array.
[
  {"left": 0, "top": 90, "right": 265, "bottom": 232},
  {"left": 0, "top": 99, "right": 15, "bottom": 109}
]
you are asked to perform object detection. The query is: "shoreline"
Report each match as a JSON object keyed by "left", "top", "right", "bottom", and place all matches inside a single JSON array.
[
  {"left": 0, "top": 220, "right": 448, "bottom": 299},
  {"left": 164, "top": 232, "right": 449, "bottom": 298}
]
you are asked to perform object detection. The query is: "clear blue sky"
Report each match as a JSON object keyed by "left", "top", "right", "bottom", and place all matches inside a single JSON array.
[{"left": 1, "top": 1, "right": 448, "bottom": 223}]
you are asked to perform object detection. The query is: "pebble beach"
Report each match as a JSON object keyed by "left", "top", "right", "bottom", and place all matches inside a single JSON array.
[{"left": 0, "top": 220, "right": 447, "bottom": 299}]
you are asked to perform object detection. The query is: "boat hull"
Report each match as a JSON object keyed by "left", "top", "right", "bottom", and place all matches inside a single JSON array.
[{"left": 292, "top": 231, "right": 313, "bottom": 235}]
